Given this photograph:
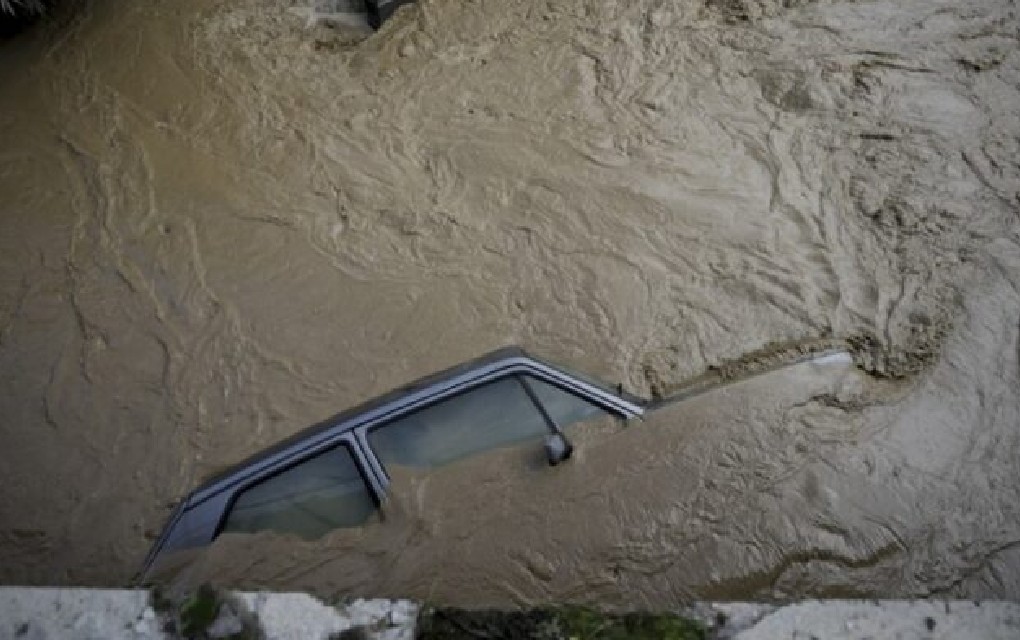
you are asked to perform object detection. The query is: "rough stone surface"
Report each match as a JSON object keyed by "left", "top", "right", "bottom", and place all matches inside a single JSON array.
[
  {"left": 0, "top": 588, "right": 166, "bottom": 640},
  {"left": 724, "top": 600, "right": 1020, "bottom": 640},
  {"left": 1, "top": 588, "right": 1018, "bottom": 639},
  {"left": 231, "top": 592, "right": 417, "bottom": 640},
  {"left": 0, "top": 588, "right": 416, "bottom": 640}
]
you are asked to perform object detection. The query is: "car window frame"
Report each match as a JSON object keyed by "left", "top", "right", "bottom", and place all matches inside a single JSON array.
[
  {"left": 211, "top": 432, "right": 379, "bottom": 541},
  {"left": 210, "top": 368, "right": 620, "bottom": 542},
  {"left": 357, "top": 367, "right": 630, "bottom": 488},
  {"left": 187, "top": 357, "right": 640, "bottom": 509}
]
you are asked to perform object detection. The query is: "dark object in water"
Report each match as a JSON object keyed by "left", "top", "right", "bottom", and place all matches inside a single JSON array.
[
  {"left": 366, "top": 0, "right": 415, "bottom": 29},
  {"left": 0, "top": 0, "right": 47, "bottom": 38}
]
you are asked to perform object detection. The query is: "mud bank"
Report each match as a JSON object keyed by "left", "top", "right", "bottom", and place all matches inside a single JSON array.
[{"left": 1, "top": 0, "right": 1019, "bottom": 598}]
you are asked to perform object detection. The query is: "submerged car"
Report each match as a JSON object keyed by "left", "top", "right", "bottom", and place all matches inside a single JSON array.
[
  {"left": 142, "top": 347, "right": 646, "bottom": 578},
  {"left": 141, "top": 345, "right": 853, "bottom": 581}
]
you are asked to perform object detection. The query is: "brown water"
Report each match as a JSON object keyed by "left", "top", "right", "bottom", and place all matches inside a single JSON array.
[{"left": 1, "top": 0, "right": 1019, "bottom": 600}]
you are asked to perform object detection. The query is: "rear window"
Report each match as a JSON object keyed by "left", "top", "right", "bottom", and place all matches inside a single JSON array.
[{"left": 221, "top": 444, "right": 376, "bottom": 539}]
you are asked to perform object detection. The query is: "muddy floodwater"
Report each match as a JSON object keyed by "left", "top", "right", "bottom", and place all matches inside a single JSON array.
[{"left": 2, "top": 0, "right": 1020, "bottom": 602}]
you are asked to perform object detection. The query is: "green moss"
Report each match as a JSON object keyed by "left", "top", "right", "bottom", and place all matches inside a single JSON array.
[
  {"left": 416, "top": 605, "right": 705, "bottom": 640},
  {"left": 179, "top": 583, "right": 222, "bottom": 637}
]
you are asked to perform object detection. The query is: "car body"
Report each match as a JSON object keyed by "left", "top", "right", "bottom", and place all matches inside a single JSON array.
[{"left": 141, "top": 347, "right": 645, "bottom": 580}]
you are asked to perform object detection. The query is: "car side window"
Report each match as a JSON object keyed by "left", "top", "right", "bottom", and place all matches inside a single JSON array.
[
  {"left": 522, "top": 376, "right": 605, "bottom": 429},
  {"left": 368, "top": 376, "right": 552, "bottom": 469},
  {"left": 220, "top": 444, "right": 376, "bottom": 539}
]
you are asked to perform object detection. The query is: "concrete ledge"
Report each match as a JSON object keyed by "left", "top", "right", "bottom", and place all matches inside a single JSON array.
[
  {"left": 0, "top": 588, "right": 1017, "bottom": 639},
  {"left": 0, "top": 588, "right": 161, "bottom": 639},
  {"left": 0, "top": 588, "right": 416, "bottom": 640},
  {"left": 711, "top": 600, "right": 1020, "bottom": 639}
]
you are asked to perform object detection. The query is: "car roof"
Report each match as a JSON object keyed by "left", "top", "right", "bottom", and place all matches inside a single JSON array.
[{"left": 188, "top": 346, "right": 637, "bottom": 506}]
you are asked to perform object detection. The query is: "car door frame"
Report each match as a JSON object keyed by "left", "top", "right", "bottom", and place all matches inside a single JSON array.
[
  {"left": 147, "top": 430, "right": 376, "bottom": 575},
  {"left": 210, "top": 431, "right": 382, "bottom": 541},
  {"left": 353, "top": 360, "right": 644, "bottom": 491}
]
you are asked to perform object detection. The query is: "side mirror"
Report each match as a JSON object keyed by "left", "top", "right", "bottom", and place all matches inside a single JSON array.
[{"left": 545, "top": 433, "right": 573, "bottom": 466}]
